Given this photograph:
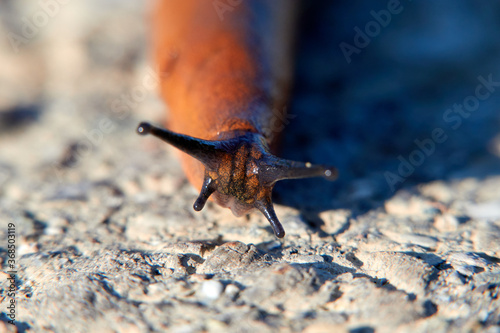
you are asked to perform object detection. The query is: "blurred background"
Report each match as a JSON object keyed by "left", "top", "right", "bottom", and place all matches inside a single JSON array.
[
  {"left": 2, "top": 2, "right": 499, "bottom": 330},
  {"left": 279, "top": 1, "right": 500, "bottom": 214},
  {"left": 0, "top": 0, "right": 499, "bottom": 216}
]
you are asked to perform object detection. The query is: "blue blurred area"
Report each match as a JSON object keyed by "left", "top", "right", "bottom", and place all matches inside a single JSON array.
[{"left": 278, "top": 0, "right": 500, "bottom": 209}]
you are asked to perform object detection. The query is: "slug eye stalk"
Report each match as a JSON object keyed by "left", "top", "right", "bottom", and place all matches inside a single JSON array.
[{"left": 137, "top": 122, "right": 338, "bottom": 238}]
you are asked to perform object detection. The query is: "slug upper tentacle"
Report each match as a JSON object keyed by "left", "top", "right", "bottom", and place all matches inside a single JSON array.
[{"left": 137, "top": 122, "right": 337, "bottom": 238}]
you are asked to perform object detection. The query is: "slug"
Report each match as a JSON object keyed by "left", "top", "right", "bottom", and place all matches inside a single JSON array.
[{"left": 137, "top": 0, "right": 337, "bottom": 238}]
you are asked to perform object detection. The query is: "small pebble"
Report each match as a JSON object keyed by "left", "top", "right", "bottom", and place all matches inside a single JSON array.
[
  {"left": 290, "top": 254, "right": 325, "bottom": 264},
  {"left": 448, "top": 252, "right": 490, "bottom": 268},
  {"left": 384, "top": 195, "right": 438, "bottom": 218},
  {"left": 454, "top": 264, "right": 477, "bottom": 277},
  {"left": 45, "top": 226, "right": 64, "bottom": 236},
  {"left": 434, "top": 214, "right": 459, "bottom": 232},
  {"left": 224, "top": 283, "right": 240, "bottom": 299},
  {"left": 18, "top": 242, "right": 39, "bottom": 256},
  {"left": 419, "top": 181, "right": 454, "bottom": 203},
  {"left": 199, "top": 280, "right": 224, "bottom": 300}
]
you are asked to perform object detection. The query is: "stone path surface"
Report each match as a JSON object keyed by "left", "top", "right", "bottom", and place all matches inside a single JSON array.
[{"left": 1, "top": 1, "right": 499, "bottom": 332}]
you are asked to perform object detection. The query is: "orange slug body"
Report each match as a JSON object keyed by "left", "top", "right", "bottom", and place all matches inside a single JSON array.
[
  {"left": 138, "top": 0, "right": 336, "bottom": 238},
  {"left": 153, "top": 0, "right": 297, "bottom": 189}
]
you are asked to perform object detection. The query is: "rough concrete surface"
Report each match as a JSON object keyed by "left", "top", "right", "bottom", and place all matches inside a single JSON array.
[{"left": 1, "top": 1, "right": 500, "bottom": 332}]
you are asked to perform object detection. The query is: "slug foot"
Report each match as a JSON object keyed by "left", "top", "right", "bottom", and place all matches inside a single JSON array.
[{"left": 137, "top": 122, "right": 337, "bottom": 238}]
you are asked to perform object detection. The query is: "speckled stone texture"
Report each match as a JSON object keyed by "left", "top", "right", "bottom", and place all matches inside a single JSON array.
[{"left": 1, "top": 1, "right": 500, "bottom": 332}]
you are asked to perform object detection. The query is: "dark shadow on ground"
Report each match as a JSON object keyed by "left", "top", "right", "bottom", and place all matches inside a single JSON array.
[{"left": 274, "top": 0, "right": 500, "bottom": 221}]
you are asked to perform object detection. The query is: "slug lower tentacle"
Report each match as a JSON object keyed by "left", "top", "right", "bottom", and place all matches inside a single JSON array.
[{"left": 137, "top": 122, "right": 337, "bottom": 238}]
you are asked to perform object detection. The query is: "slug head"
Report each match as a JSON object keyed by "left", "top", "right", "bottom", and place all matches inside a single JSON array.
[{"left": 137, "top": 122, "right": 337, "bottom": 238}]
